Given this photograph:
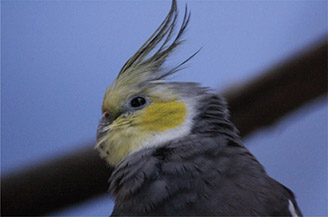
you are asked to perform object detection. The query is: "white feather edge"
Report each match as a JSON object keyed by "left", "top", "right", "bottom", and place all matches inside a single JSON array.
[{"left": 288, "top": 199, "right": 299, "bottom": 217}]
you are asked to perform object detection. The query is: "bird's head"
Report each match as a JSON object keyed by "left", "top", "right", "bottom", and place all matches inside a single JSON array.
[{"left": 96, "top": 0, "right": 201, "bottom": 166}]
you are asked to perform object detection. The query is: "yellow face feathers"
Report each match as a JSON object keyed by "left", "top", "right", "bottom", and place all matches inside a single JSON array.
[
  {"left": 97, "top": 99, "right": 187, "bottom": 165},
  {"left": 138, "top": 101, "right": 186, "bottom": 132}
]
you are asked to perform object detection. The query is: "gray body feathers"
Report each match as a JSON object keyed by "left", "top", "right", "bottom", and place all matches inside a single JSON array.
[{"left": 109, "top": 93, "right": 302, "bottom": 216}]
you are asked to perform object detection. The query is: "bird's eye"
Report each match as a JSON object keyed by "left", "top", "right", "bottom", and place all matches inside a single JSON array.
[
  {"left": 102, "top": 111, "right": 110, "bottom": 118},
  {"left": 130, "top": 96, "right": 147, "bottom": 108}
]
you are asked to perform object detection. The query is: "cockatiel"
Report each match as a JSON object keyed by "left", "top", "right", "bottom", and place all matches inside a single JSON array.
[{"left": 96, "top": 0, "right": 302, "bottom": 216}]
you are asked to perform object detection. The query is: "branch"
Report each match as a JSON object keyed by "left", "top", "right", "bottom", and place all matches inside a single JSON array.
[
  {"left": 1, "top": 38, "right": 327, "bottom": 216},
  {"left": 224, "top": 38, "right": 327, "bottom": 137},
  {"left": 1, "top": 146, "right": 113, "bottom": 216}
]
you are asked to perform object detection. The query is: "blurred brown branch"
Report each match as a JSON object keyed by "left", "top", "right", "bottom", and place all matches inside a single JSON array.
[
  {"left": 1, "top": 38, "right": 327, "bottom": 216},
  {"left": 225, "top": 38, "right": 327, "bottom": 137}
]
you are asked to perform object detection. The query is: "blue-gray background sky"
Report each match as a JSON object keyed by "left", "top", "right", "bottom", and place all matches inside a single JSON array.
[{"left": 2, "top": 1, "right": 327, "bottom": 216}]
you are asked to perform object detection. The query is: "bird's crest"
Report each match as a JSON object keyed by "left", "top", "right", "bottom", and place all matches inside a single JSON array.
[{"left": 108, "top": 0, "right": 198, "bottom": 93}]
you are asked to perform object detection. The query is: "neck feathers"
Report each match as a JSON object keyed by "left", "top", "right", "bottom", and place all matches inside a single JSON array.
[{"left": 191, "top": 94, "right": 240, "bottom": 142}]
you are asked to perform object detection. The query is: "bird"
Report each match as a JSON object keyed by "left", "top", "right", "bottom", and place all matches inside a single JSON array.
[{"left": 95, "top": 0, "right": 302, "bottom": 216}]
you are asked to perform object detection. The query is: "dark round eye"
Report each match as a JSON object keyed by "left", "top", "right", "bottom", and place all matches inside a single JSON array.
[
  {"left": 130, "top": 97, "right": 146, "bottom": 108},
  {"left": 102, "top": 111, "right": 110, "bottom": 118}
]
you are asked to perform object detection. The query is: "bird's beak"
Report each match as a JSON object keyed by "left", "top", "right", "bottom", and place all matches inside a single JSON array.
[{"left": 96, "top": 112, "right": 112, "bottom": 141}]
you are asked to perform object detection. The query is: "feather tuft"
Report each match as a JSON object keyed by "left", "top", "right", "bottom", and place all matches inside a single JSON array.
[{"left": 115, "top": 0, "right": 197, "bottom": 86}]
